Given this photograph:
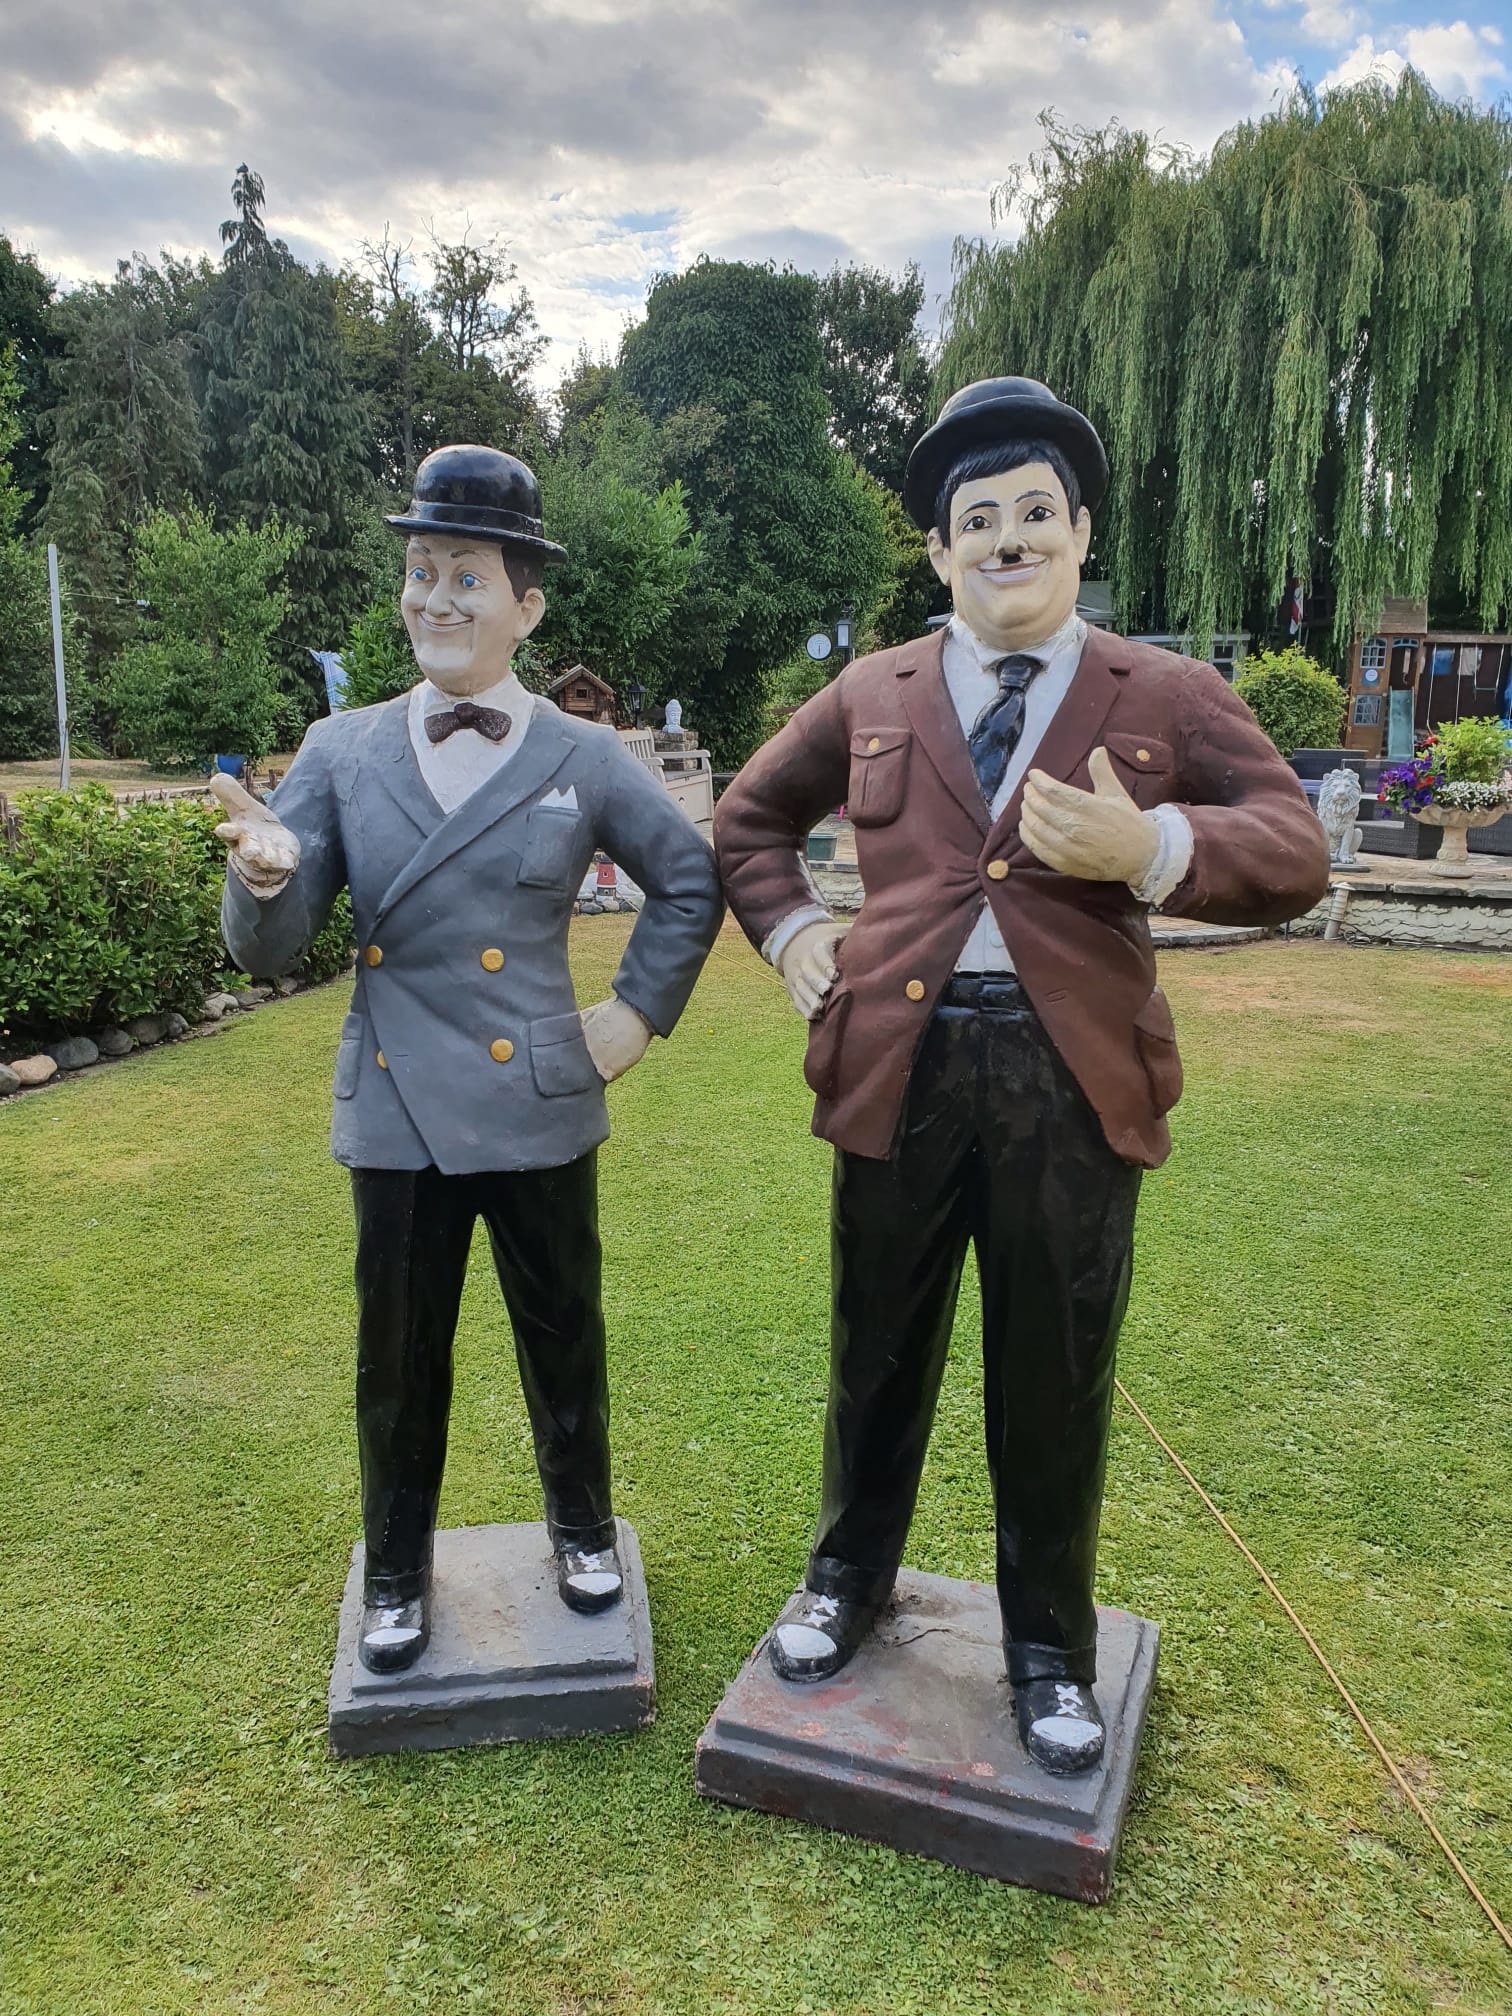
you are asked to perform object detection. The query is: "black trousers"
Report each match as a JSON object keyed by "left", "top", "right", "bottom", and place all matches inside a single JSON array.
[
  {"left": 809, "top": 976, "right": 1142, "bottom": 1684},
  {"left": 351, "top": 1154, "right": 614, "bottom": 1602}
]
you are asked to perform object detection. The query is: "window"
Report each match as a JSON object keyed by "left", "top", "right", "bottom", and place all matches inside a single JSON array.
[
  {"left": 1360, "top": 637, "right": 1387, "bottom": 672},
  {"left": 1353, "top": 694, "right": 1383, "bottom": 727}
]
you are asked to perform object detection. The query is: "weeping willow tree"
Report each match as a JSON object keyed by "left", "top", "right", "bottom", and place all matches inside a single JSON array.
[{"left": 937, "top": 72, "right": 1512, "bottom": 657}]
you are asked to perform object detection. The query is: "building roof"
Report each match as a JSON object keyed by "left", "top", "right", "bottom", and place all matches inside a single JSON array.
[{"left": 546, "top": 665, "right": 616, "bottom": 699}]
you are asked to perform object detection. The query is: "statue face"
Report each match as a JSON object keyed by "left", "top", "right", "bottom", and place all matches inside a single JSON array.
[
  {"left": 401, "top": 539, "right": 545, "bottom": 697},
  {"left": 926, "top": 463, "right": 1092, "bottom": 652}
]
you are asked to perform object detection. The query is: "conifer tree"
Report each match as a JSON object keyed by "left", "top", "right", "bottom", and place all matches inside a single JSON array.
[
  {"left": 44, "top": 257, "right": 203, "bottom": 666},
  {"left": 198, "top": 166, "right": 371, "bottom": 710}
]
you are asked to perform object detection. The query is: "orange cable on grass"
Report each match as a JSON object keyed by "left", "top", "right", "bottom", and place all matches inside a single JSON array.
[{"left": 1114, "top": 1376, "right": 1512, "bottom": 1956}]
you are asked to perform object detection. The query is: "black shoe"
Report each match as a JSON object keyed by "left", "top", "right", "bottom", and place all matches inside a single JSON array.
[
  {"left": 1013, "top": 1676, "right": 1106, "bottom": 1775},
  {"left": 358, "top": 1589, "right": 430, "bottom": 1674},
  {"left": 555, "top": 1538, "right": 624, "bottom": 1614},
  {"left": 768, "top": 1587, "right": 880, "bottom": 1682}
]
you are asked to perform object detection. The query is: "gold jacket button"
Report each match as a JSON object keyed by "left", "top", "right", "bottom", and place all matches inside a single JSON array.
[
  {"left": 1136, "top": 747, "right": 1151, "bottom": 763},
  {"left": 480, "top": 948, "right": 505, "bottom": 972},
  {"left": 376, "top": 1051, "right": 387, "bottom": 1070},
  {"left": 867, "top": 736, "right": 881, "bottom": 752},
  {"left": 905, "top": 979, "right": 926, "bottom": 1002},
  {"left": 986, "top": 859, "right": 1010, "bottom": 881},
  {"left": 365, "top": 945, "right": 383, "bottom": 967},
  {"left": 490, "top": 1038, "right": 514, "bottom": 1064}
]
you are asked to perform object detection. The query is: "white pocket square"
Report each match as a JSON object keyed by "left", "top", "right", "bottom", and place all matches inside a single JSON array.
[{"left": 538, "top": 785, "right": 578, "bottom": 810}]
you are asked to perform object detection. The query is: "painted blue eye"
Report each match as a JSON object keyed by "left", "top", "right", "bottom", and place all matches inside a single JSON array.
[
  {"left": 410, "top": 566, "right": 428, "bottom": 581},
  {"left": 460, "top": 573, "right": 480, "bottom": 589}
]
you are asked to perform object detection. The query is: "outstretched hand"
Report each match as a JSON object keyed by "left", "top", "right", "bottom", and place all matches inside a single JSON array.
[
  {"left": 1019, "top": 746, "right": 1157, "bottom": 884},
  {"left": 581, "top": 996, "right": 653, "bottom": 1083},
  {"left": 209, "top": 772, "right": 301, "bottom": 898}
]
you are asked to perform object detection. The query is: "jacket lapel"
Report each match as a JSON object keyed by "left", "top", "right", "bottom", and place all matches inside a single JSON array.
[
  {"left": 374, "top": 702, "right": 574, "bottom": 922},
  {"left": 992, "top": 626, "right": 1132, "bottom": 852},
  {"left": 361, "top": 693, "right": 443, "bottom": 846},
  {"left": 895, "top": 628, "right": 990, "bottom": 835}
]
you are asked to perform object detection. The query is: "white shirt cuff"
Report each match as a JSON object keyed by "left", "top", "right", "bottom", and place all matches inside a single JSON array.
[
  {"left": 1130, "top": 805, "right": 1194, "bottom": 909},
  {"left": 762, "top": 904, "right": 833, "bottom": 969}
]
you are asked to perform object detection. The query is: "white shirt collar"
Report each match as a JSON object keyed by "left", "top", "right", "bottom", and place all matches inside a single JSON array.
[
  {"left": 947, "top": 607, "right": 1086, "bottom": 673},
  {"left": 416, "top": 666, "right": 531, "bottom": 720}
]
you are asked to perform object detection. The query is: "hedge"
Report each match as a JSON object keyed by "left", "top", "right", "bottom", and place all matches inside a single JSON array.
[{"left": 0, "top": 785, "right": 353, "bottom": 1040}]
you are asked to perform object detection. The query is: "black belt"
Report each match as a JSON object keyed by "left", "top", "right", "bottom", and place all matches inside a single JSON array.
[{"left": 939, "top": 972, "right": 1028, "bottom": 1011}]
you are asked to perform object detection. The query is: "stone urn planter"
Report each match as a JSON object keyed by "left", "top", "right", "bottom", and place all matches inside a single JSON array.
[{"left": 1410, "top": 802, "right": 1510, "bottom": 876}]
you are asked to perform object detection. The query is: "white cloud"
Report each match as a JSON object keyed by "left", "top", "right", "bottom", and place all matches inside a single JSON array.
[
  {"left": 1324, "top": 20, "right": 1506, "bottom": 99},
  {"left": 0, "top": 0, "right": 1438, "bottom": 389},
  {"left": 1297, "top": 2, "right": 1363, "bottom": 46}
]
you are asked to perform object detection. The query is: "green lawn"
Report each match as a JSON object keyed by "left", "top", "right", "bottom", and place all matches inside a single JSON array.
[{"left": 2, "top": 926, "right": 1508, "bottom": 2016}]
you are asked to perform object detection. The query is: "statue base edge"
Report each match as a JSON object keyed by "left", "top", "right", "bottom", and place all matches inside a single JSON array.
[
  {"left": 694, "top": 1572, "right": 1157, "bottom": 1904},
  {"left": 327, "top": 1518, "right": 654, "bottom": 1757}
]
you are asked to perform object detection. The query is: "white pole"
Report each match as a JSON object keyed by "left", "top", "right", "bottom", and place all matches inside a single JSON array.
[{"left": 47, "top": 543, "right": 69, "bottom": 790}]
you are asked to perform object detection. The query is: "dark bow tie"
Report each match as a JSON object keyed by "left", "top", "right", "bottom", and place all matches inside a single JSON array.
[{"left": 425, "top": 700, "right": 512, "bottom": 745}]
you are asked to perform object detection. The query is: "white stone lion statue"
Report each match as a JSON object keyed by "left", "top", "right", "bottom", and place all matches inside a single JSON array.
[{"left": 1317, "top": 768, "right": 1363, "bottom": 867}]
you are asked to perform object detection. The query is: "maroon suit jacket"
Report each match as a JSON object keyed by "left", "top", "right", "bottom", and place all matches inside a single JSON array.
[{"left": 714, "top": 625, "right": 1329, "bottom": 1167}]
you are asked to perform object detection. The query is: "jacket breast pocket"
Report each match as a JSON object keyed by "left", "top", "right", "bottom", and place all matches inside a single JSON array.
[
  {"left": 848, "top": 729, "right": 911, "bottom": 827},
  {"left": 530, "top": 1010, "right": 605, "bottom": 1099},
  {"left": 1104, "top": 732, "right": 1175, "bottom": 803},
  {"left": 333, "top": 1011, "right": 364, "bottom": 1099},
  {"left": 518, "top": 804, "right": 584, "bottom": 892},
  {"left": 1132, "top": 986, "right": 1183, "bottom": 1116},
  {"left": 802, "top": 984, "right": 853, "bottom": 1101}
]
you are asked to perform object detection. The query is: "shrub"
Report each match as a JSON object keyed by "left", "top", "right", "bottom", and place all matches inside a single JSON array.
[
  {"left": 337, "top": 600, "right": 414, "bottom": 710},
  {"left": 106, "top": 508, "right": 301, "bottom": 768},
  {"left": 1427, "top": 715, "right": 1512, "bottom": 784},
  {"left": 0, "top": 785, "right": 356, "bottom": 1038},
  {"left": 1233, "top": 647, "right": 1345, "bottom": 758},
  {"left": 0, "top": 786, "right": 227, "bottom": 1035}
]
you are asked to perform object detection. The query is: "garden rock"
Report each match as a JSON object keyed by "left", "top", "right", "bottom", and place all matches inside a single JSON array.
[
  {"left": 47, "top": 1036, "right": 100, "bottom": 1072},
  {"left": 165, "top": 1012, "right": 189, "bottom": 1039},
  {"left": 201, "top": 992, "right": 239, "bottom": 1020},
  {"left": 96, "top": 1028, "right": 134, "bottom": 1058},
  {"left": 276, "top": 978, "right": 300, "bottom": 996},
  {"left": 242, "top": 983, "right": 274, "bottom": 1001},
  {"left": 229, "top": 990, "right": 263, "bottom": 1011},
  {"left": 0, "top": 1063, "right": 20, "bottom": 1096},
  {"left": 127, "top": 1014, "right": 169, "bottom": 1046},
  {"left": 10, "top": 1054, "right": 58, "bottom": 1087}
]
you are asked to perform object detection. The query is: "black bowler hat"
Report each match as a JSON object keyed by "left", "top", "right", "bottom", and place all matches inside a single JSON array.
[
  {"left": 902, "top": 376, "right": 1108, "bottom": 531},
  {"left": 386, "top": 443, "right": 567, "bottom": 563}
]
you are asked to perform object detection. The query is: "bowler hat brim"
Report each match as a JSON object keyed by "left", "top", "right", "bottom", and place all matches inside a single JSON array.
[
  {"left": 385, "top": 512, "right": 567, "bottom": 565},
  {"left": 902, "top": 392, "right": 1108, "bottom": 532}
]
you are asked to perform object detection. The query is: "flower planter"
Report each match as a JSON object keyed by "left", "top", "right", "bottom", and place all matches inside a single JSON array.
[{"left": 1409, "top": 802, "right": 1510, "bottom": 876}]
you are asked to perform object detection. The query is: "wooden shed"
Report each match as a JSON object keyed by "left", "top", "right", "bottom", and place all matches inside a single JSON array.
[{"left": 547, "top": 666, "right": 617, "bottom": 725}]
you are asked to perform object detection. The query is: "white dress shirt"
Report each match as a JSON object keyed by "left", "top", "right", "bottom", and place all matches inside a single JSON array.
[
  {"left": 408, "top": 668, "right": 535, "bottom": 815},
  {"left": 764, "top": 613, "right": 1193, "bottom": 973}
]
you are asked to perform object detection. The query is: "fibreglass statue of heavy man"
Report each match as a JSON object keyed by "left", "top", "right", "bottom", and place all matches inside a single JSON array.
[
  {"left": 214, "top": 445, "right": 722, "bottom": 1674},
  {"left": 715, "top": 380, "right": 1327, "bottom": 1774}
]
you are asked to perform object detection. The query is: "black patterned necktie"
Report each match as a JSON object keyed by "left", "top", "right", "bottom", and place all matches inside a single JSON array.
[
  {"left": 425, "top": 700, "right": 512, "bottom": 745},
  {"left": 968, "top": 653, "right": 1042, "bottom": 804}
]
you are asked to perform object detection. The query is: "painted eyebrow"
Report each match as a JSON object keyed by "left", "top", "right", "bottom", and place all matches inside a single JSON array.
[
  {"left": 1015, "top": 488, "right": 1056, "bottom": 505},
  {"left": 956, "top": 497, "right": 1000, "bottom": 517}
]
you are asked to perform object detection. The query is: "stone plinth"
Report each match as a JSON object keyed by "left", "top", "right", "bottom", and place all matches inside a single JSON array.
[
  {"left": 328, "top": 1519, "right": 654, "bottom": 1757},
  {"left": 695, "top": 1572, "right": 1157, "bottom": 1904}
]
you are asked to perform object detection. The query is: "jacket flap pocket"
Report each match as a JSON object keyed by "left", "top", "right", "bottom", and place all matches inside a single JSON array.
[
  {"left": 1133, "top": 986, "right": 1177, "bottom": 1041},
  {"left": 1105, "top": 733, "right": 1174, "bottom": 776},
  {"left": 847, "top": 730, "right": 912, "bottom": 827},
  {"left": 529, "top": 1010, "right": 603, "bottom": 1098},
  {"left": 849, "top": 728, "right": 911, "bottom": 758}
]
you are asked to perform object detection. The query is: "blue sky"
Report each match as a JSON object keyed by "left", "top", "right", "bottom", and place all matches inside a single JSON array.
[{"left": 1, "top": 1, "right": 1505, "bottom": 390}]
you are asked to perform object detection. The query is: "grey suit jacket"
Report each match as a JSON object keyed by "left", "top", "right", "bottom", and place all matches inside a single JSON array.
[{"left": 222, "top": 694, "right": 723, "bottom": 1175}]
